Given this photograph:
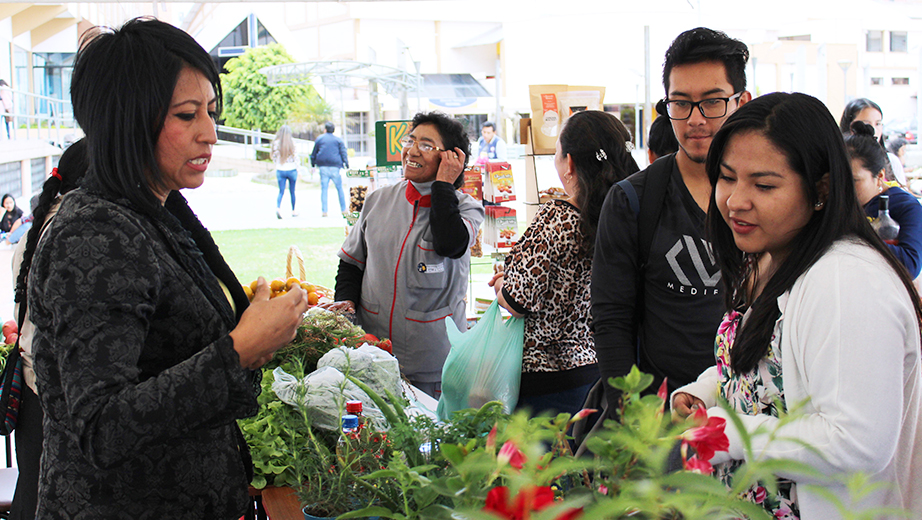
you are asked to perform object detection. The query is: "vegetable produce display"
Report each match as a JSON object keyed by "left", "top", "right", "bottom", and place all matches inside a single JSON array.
[{"left": 0, "top": 320, "right": 18, "bottom": 372}]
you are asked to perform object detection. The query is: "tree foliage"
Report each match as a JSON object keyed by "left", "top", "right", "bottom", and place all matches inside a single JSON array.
[{"left": 221, "top": 44, "right": 316, "bottom": 133}]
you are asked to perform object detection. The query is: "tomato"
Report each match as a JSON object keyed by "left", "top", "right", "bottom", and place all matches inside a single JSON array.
[
  {"left": 1, "top": 320, "right": 16, "bottom": 339},
  {"left": 362, "top": 333, "right": 379, "bottom": 343},
  {"left": 4, "top": 333, "right": 17, "bottom": 345},
  {"left": 376, "top": 339, "right": 393, "bottom": 355}
]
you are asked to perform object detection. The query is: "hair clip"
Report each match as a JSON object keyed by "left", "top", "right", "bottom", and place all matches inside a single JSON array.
[
  {"left": 625, "top": 142, "right": 635, "bottom": 152},
  {"left": 596, "top": 149, "right": 608, "bottom": 161},
  {"left": 50, "top": 168, "right": 62, "bottom": 181}
]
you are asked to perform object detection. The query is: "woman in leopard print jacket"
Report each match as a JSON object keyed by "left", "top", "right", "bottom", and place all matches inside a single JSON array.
[{"left": 490, "top": 110, "right": 639, "bottom": 416}]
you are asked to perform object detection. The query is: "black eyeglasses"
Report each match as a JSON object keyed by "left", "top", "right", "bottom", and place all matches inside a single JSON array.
[{"left": 664, "top": 92, "right": 743, "bottom": 120}]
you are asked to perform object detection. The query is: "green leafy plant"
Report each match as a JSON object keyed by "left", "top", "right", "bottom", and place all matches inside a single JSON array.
[
  {"left": 220, "top": 43, "right": 317, "bottom": 133},
  {"left": 244, "top": 362, "right": 900, "bottom": 520}
]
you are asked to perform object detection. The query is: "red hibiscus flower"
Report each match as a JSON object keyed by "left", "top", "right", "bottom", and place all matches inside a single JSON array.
[
  {"left": 498, "top": 441, "right": 526, "bottom": 470},
  {"left": 753, "top": 486, "right": 767, "bottom": 504},
  {"left": 487, "top": 425, "right": 498, "bottom": 452},
  {"left": 567, "top": 408, "right": 597, "bottom": 426},
  {"left": 682, "top": 455, "right": 714, "bottom": 475},
  {"left": 657, "top": 378, "right": 669, "bottom": 416},
  {"left": 679, "top": 408, "right": 729, "bottom": 462},
  {"left": 484, "top": 486, "right": 582, "bottom": 520}
]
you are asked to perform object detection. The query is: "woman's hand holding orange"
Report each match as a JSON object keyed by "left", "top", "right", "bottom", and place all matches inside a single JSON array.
[{"left": 230, "top": 276, "right": 309, "bottom": 369}]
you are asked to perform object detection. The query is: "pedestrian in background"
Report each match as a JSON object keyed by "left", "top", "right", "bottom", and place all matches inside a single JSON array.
[
  {"left": 272, "top": 124, "right": 299, "bottom": 219},
  {"left": 310, "top": 121, "right": 349, "bottom": 217}
]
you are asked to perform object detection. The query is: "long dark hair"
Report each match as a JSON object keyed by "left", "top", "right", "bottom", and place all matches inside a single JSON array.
[
  {"left": 559, "top": 110, "right": 640, "bottom": 254},
  {"left": 70, "top": 18, "right": 221, "bottom": 216},
  {"left": 706, "top": 92, "right": 922, "bottom": 373},
  {"left": 839, "top": 97, "right": 885, "bottom": 147},
  {"left": 845, "top": 121, "right": 889, "bottom": 179},
  {"left": 15, "top": 139, "right": 89, "bottom": 305},
  {"left": 1, "top": 194, "right": 19, "bottom": 214}
]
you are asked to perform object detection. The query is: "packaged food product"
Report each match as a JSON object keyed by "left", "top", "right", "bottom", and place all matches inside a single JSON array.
[
  {"left": 484, "top": 162, "right": 515, "bottom": 203},
  {"left": 485, "top": 205, "right": 518, "bottom": 249},
  {"left": 460, "top": 166, "right": 483, "bottom": 201},
  {"left": 528, "top": 85, "right": 606, "bottom": 152}
]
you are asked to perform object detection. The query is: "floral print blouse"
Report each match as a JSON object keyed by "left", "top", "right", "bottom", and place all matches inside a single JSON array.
[{"left": 714, "top": 308, "right": 800, "bottom": 519}]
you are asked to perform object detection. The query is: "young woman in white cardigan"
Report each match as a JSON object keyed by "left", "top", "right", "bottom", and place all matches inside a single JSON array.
[{"left": 672, "top": 92, "right": 922, "bottom": 520}]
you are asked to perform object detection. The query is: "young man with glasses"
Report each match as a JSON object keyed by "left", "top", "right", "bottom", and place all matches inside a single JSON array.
[
  {"left": 591, "top": 28, "right": 751, "bottom": 411},
  {"left": 325, "top": 112, "right": 484, "bottom": 398}
]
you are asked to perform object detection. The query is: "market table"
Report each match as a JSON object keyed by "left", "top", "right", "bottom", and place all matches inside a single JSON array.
[{"left": 261, "top": 486, "right": 303, "bottom": 520}]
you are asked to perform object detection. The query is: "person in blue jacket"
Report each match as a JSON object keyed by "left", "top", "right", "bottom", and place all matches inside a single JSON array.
[
  {"left": 846, "top": 120, "right": 922, "bottom": 279},
  {"left": 310, "top": 121, "right": 349, "bottom": 217}
]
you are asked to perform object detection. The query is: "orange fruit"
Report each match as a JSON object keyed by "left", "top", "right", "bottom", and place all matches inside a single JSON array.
[
  {"left": 307, "top": 292, "right": 319, "bottom": 306},
  {"left": 249, "top": 280, "right": 259, "bottom": 293},
  {"left": 301, "top": 282, "right": 315, "bottom": 292},
  {"left": 269, "top": 279, "right": 286, "bottom": 292},
  {"left": 286, "top": 277, "right": 301, "bottom": 290},
  {"left": 242, "top": 285, "right": 254, "bottom": 300}
]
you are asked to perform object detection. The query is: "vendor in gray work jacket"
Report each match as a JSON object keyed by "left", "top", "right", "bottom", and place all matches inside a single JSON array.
[{"left": 324, "top": 112, "right": 485, "bottom": 398}]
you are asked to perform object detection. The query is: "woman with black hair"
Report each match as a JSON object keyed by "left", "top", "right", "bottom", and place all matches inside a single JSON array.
[
  {"left": 0, "top": 194, "right": 22, "bottom": 237},
  {"left": 9, "top": 139, "right": 87, "bottom": 519},
  {"left": 840, "top": 97, "right": 907, "bottom": 186},
  {"left": 846, "top": 121, "right": 922, "bottom": 279},
  {"left": 673, "top": 92, "right": 922, "bottom": 519},
  {"left": 489, "top": 110, "right": 639, "bottom": 416},
  {"left": 28, "top": 18, "right": 309, "bottom": 518},
  {"left": 325, "top": 111, "right": 484, "bottom": 398}
]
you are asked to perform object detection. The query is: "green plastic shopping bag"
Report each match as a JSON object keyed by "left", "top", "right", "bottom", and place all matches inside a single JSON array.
[{"left": 437, "top": 300, "right": 525, "bottom": 421}]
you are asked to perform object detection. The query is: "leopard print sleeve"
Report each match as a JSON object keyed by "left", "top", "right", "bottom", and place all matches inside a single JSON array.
[{"left": 503, "top": 201, "right": 579, "bottom": 313}]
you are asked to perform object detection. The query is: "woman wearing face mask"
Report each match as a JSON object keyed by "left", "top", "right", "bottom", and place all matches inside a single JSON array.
[
  {"left": 673, "top": 93, "right": 922, "bottom": 519},
  {"left": 845, "top": 120, "right": 922, "bottom": 279}
]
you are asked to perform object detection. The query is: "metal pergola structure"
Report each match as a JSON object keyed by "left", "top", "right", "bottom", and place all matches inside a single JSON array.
[
  {"left": 262, "top": 60, "right": 423, "bottom": 142},
  {"left": 263, "top": 60, "right": 420, "bottom": 98}
]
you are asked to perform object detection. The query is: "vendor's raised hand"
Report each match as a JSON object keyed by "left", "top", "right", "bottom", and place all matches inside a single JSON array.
[
  {"left": 436, "top": 147, "right": 466, "bottom": 184},
  {"left": 230, "top": 276, "right": 309, "bottom": 369}
]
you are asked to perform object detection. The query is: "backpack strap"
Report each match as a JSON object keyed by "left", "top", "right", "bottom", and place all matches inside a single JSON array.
[{"left": 616, "top": 154, "right": 674, "bottom": 267}]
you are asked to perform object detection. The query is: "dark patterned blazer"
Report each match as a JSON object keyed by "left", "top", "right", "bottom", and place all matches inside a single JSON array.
[{"left": 28, "top": 181, "right": 257, "bottom": 519}]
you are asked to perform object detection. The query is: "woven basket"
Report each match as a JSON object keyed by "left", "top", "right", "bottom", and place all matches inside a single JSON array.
[{"left": 285, "top": 245, "right": 333, "bottom": 297}]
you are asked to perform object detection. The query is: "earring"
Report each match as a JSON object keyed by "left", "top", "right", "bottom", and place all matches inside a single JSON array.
[{"left": 814, "top": 201, "right": 824, "bottom": 209}]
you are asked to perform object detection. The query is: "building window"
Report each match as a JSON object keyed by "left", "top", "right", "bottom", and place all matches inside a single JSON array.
[
  {"left": 867, "top": 30, "right": 883, "bottom": 52},
  {"left": 893, "top": 77, "right": 910, "bottom": 86},
  {"left": 871, "top": 77, "right": 883, "bottom": 85},
  {"left": 891, "top": 31, "right": 908, "bottom": 52},
  {"left": 345, "top": 112, "right": 370, "bottom": 155}
]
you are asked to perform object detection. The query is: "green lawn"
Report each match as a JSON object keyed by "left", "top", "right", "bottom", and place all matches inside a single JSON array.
[
  {"left": 211, "top": 228, "right": 344, "bottom": 289},
  {"left": 212, "top": 227, "right": 501, "bottom": 291}
]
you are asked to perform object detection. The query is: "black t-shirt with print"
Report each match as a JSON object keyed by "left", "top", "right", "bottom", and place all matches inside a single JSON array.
[{"left": 591, "top": 155, "right": 725, "bottom": 409}]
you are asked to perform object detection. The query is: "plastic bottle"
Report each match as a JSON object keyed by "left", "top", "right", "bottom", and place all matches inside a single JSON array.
[
  {"left": 873, "top": 194, "right": 900, "bottom": 245},
  {"left": 336, "top": 414, "right": 360, "bottom": 471},
  {"left": 346, "top": 400, "right": 365, "bottom": 431}
]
